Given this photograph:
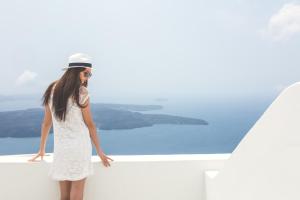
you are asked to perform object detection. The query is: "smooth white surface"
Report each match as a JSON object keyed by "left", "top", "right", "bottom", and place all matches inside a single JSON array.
[
  {"left": 0, "top": 153, "right": 230, "bottom": 200},
  {"left": 209, "top": 81, "right": 300, "bottom": 200}
]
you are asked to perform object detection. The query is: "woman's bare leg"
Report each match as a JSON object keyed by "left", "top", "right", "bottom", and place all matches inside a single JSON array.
[
  {"left": 70, "top": 177, "right": 87, "bottom": 200},
  {"left": 59, "top": 180, "right": 71, "bottom": 200}
]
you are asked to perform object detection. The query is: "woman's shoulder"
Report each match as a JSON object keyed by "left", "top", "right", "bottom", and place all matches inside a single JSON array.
[
  {"left": 79, "top": 85, "right": 89, "bottom": 105},
  {"left": 50, "top": 80, "right": 59, "bottom": 93},
  {"left": 50, "top": 81, "right": 58, "bottom": 97},
  {"left": 79, "top": 85, "right": 89, "bottom": 95}
]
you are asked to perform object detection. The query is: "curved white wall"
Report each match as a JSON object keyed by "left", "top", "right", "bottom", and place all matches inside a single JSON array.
[
  {"left": 0, "top": 153, "right": 229, "bottom": 200},
  {"left": 209, "top": 82, "right": 300, "bottom": 200}
]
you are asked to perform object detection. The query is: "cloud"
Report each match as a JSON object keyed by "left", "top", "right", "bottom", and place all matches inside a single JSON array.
[
  {"left": 15, "top": 70, "right": 38, "bottom": 86},
  {"left": 260, "top": 3, "right": 300, "bottom": 41}
]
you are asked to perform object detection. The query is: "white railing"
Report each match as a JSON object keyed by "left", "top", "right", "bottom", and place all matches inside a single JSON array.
[{"left": 0, "top": 153, "right": 230, "bottom": 200}]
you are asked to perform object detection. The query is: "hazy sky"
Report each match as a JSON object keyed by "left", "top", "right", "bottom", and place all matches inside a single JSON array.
[{"left": 1, "top": 0, "right": 300, "bottom": 103}]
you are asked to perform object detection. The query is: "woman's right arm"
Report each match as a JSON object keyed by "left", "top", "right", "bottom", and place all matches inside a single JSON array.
[
  {"left": 81, "top": 98, "right": 103, "bottom": 155},
  {"left": 79, "top": 86, "right": 113, "bottom": 166}
]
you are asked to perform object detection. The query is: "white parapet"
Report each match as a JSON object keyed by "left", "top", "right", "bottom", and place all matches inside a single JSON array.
[
  {"left": 0, "top": 153, "right": 230, "bottom": 200},
  {"left": 208, "top": 82, "right": 300, "bottom": 200}
]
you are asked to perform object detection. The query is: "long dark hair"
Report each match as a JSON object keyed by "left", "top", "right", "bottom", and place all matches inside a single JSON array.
[{"left": 42, "top": 67, "right": 89, "bottom": 122}]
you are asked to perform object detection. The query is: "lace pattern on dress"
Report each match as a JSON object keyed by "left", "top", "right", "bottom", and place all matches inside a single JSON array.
[{"left": 47, "top": 83, "right": 94, "bottom": 181}]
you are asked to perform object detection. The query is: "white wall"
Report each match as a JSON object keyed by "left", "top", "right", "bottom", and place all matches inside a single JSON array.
[
  {"left": 209, "top": 82, "right": 300, "bottom": 200},
  {"left": 0, "top": 153, "right": 229, "bottom": 200}
]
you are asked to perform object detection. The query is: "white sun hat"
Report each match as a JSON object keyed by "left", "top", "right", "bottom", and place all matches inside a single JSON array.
[{"left": 62, "top": 53, "right": 94, "bottom": 71}]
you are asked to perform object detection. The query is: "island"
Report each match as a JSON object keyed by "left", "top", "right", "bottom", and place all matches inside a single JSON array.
[{"left": 0, "top": 103, "right": 208, "bottom": 138}]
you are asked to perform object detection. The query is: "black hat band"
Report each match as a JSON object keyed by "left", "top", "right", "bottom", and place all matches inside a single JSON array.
[{"left": 68, "top": 62, "right": 92, "bottom": 68}]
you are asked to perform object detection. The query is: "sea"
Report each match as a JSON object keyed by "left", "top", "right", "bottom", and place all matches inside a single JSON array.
[{"left": 0, "top": 95, "right": 276, "bottom": 156}]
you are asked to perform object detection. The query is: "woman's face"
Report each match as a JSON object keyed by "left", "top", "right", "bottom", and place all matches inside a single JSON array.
[{"left": 79, "top": 68, "right": 92, "bottom": 84}]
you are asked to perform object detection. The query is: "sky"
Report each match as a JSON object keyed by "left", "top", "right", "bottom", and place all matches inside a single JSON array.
[{"left": 1, "top": 0, "right": 300, "bottom": 104}]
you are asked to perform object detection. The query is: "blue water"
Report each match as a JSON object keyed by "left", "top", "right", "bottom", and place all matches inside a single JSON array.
[{"left": 0, "top": 97, "right": 274, "bottom": 155}]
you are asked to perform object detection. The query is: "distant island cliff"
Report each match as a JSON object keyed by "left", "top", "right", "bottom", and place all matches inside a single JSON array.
[{"left": 0, "top": 103, "right": 208, "bottom": 138}]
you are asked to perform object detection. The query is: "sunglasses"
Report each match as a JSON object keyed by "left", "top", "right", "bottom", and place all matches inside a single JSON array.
[{"left": 83, "top": 71, "right": 92, "bottom": 78}]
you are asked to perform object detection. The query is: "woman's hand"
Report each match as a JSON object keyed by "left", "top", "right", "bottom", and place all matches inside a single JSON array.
[
  {"left": 27, "top": 149, "right": 46, "bottom": 162},
  {"left": 99, "top": 152, "right": 114, "bottom": 167}
]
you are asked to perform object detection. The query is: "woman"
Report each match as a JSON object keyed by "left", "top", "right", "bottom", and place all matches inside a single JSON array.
[{"left": 28, "top": 53, "right": 113, "bottom": 200}]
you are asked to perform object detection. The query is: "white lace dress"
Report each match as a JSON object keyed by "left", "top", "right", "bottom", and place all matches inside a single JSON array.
[{"left": 47, "top": 84, "right": 94, "bottom": 181}]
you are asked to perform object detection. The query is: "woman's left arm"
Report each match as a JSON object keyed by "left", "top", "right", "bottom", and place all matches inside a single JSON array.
[
  {"left": 28, "top": 105, "right": 52, "bottom": 162},
  {"left": 39, "top": 104, "right": 52, "bottom": 152}
]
